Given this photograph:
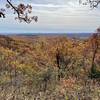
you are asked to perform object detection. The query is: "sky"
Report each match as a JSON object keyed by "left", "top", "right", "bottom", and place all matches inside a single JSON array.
[{"left": 0, "top": 0, "right": 100, "bottom": 34}]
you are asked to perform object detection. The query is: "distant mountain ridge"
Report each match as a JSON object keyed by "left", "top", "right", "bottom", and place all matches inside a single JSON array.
[{"left": 5, "top": 33, "right": 93, "bottom": 39}]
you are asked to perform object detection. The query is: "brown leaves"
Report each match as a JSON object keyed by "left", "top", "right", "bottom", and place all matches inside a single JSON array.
[
  {"left": 17, "top": 4, "right": 26, "bottom": 14},
  {"left": 0, "top": 0, "right": 38, "bottom": 23},
  {"left": 6, "top": 0, "right": 38, "bottom": 23},
  {"left": 88, "top": 28, "right": 100, "bottom": 53},
  {"left": 15, "top": 3, "right": 38, "bottom": 23}
]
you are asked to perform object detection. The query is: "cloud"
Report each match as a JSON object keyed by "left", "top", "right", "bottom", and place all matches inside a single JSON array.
[
  {"left": 31, "top": 4, "right": 69, "bottom": 8},
  {"left": 0, "top": 0, "right": 100, "bottom": 33}
]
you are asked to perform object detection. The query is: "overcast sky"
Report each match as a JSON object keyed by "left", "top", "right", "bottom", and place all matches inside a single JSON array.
[{"left": 0, "top": 0, "right": 100, "bottom": 34}]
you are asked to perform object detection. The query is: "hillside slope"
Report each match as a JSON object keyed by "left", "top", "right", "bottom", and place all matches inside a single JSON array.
[{"left": 0, "top": 34, "right": 99, "bottom": 100}]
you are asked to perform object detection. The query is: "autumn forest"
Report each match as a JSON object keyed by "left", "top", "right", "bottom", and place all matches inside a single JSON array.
[{"left": 0, "top": 31, "right": 99, "bottom": 100}]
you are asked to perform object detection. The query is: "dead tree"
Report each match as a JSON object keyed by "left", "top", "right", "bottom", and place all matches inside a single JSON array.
[
  {"left": 89, "top": 33, "right": 99, "bottom": 78},
  {"left": 56, "top": 48, "right": 68, "bottom": 80}
]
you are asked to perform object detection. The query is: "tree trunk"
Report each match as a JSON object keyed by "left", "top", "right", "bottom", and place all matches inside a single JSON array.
[{"left": 90, "top": 48, "right": 97, "bottom": 78}]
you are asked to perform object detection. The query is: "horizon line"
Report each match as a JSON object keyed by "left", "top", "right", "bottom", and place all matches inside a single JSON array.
[{"left": 0, "top": 32, "right": 94, "bottom": 35}]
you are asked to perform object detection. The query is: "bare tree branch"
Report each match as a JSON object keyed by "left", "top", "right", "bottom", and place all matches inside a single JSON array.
[
  {"left": 0, "top": 12, "right": 5, "bottom": 18},
  {"left": 6, "top": 0, "right": 38, "bottom": 23},
  {"left": 80, "top": 0, "right": 100, "bottom": 8}
]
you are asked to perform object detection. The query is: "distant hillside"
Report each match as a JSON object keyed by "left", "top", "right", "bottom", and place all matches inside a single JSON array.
[
  {"left": 7, "top": 33, "right": 93, "bottom": 40},
  {"left": 66, "top": 33, "right": 93, "bottom": 39}
]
